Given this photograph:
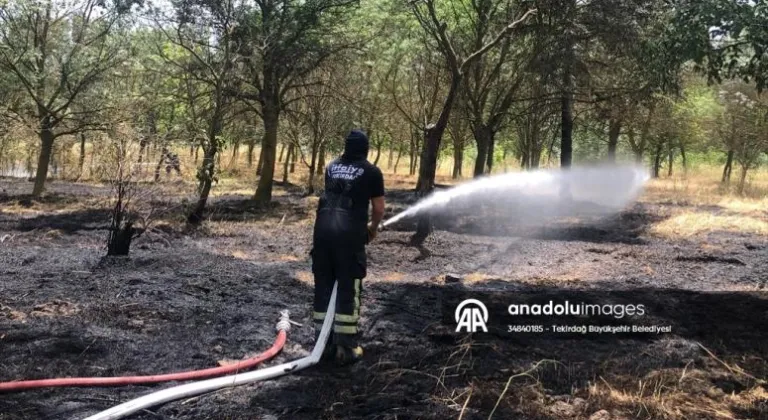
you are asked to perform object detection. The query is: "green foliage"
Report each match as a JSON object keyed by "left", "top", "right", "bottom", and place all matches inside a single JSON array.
[
  {"left": 670, "top": 0, "right": 768, "bottom": 91},
  {"left": 0, "top": 0, "right": 766, "bottom": 197}
]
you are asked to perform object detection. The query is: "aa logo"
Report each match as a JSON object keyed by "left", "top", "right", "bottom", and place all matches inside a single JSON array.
[{"left": 455, "top": 299, "right": 488, "bottom": 333}]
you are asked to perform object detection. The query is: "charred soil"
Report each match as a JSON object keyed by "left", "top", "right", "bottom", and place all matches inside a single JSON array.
[{"left": 0, "top": 178, "right": 766, "bottom": 420}]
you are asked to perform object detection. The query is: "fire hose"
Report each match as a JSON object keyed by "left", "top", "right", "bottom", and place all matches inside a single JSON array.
[
  {"left": 0, "top": 312, "right": 289, "bottom": 392},
  {"left": 83, "top": 282, "right": 338, "bottom": 420}
]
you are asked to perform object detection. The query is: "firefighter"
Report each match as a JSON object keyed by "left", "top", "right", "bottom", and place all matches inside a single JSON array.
[{"left": 311, "top": 129, "right": 385, "bottom": 365}]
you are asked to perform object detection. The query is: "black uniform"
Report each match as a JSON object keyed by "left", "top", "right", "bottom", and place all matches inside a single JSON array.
[{"left": 312, "top": 130, "right": 384, "bottom": 349}]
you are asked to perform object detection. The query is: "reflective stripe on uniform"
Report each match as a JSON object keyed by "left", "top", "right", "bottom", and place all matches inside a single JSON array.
[
  {"left": 333, "top": 324, "right": 358, "bottom": 334},
  {"left": 335, "top": 313, "right": 359, "bottom": 323},
  {"left": 334, "top": 278, "right": 362, "bottom": 324},
  {"left": 313, "top": 312, "right": 326, "bottom": 321}
]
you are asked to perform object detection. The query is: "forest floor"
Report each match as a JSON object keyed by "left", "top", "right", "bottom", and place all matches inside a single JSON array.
[{"left": 0, "top": 173, "right": 766, "bottom": 420}]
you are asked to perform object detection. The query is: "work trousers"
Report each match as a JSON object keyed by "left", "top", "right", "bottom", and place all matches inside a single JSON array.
[{"left": 311, "top": 241, "right": 366, "bottom": 348}]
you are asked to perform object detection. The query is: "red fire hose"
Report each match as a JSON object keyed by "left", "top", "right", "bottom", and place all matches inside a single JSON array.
[{"left": 0, "top": 326, "right": 287, "bottom": 392}]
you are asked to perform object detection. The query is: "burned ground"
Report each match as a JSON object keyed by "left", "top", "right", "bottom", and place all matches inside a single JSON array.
[{"left": 0, "top": 177, "right": 766, "bottom": 420}]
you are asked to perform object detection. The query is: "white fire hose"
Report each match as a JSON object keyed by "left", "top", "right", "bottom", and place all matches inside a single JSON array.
[{"left": 83, "top": 283, "right": 337, "bottom": 420}]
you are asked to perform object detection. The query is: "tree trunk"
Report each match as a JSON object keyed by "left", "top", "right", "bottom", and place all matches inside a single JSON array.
[
  {"left": 485, "top": 131, "right": 495, "bottom": 174},
  {"left": 283, "top": 143, "right": 292, "bottom": 184},
  {"left": 473, "top": 125, "right": 491, "bottom": 177},
  {"left": 452, "top": 141, "right": 463, "bottom": 179},
  {"left": 722, "top": 150, "right": 734, "bottom": 184},
  {"left": 32, "top": 122, "right": 55, "bottom": 197},
  {"left": 680, "top": 142, "right": 687, "bottom": 176},
  {"left": 374, "top": 141, "right": 382, "bottom": 166},
  {"left": 154, "top": 147, "right": 165, "bottom": 182},
  {"left": 51, "top": 144, "right": 58, "bottom": 178},
  {"left": 387, "top": 145, "right": 394, "bottom": 169},
  {"left": 412, "top": 76, "right": 461, "bottom": 245},
  {"left": 307, "top": 135, "right": 319, "bottom": 195},
  {"left": 737, "top": 164, "right": 748, "bottom": 194},
  {"left": 229, "top": 139, "right": 240, "bottom": 169},
  {"left": 520, "top": 150, "right": 529, "bottom": 169},
  {"left": 256, "top": 145, "right": 265, "bottom": 176},
  {"left": 531, "top": 147, "right": 541, "bottom": 169},
  {"left": 412, "top": 126, "right": 439, "bottom": 246},
  {"left": 317, "top": 142, "right": 326, "bottom": 175},
  {"left": 107, "top": 165, "right": 136, "bottom": 257},
  {"left": 636, "top": 105, "right": 654, "bottom": 163},
  {"left": 560, "top": 3, "right": 576, "bottom": 169},
  {"left": 652, "top": 144, "right": 663, "bottom": 178},
  {"left": 394, "top": 146, "right": 402, "bottom": 174},
  {"left": 77, "top": 133, "right": 86, "bottom": 180},
  {"left": 546, "top": 129, "right": 557, "bottom": 166},
  {"left": 409, "top": 130, "right": 417, "bottom": 176},
  {"left": 188, "top": 102, "right": 223, "bottom": 224},
  {"left": 107, "top": 218, "right": 136, "bottom": 256},
  {"left": 667, "top": 145, "right": 674, "bottom": 177},
  {"left": 278, "top": 143, "right": 286, "bottom": 163},
  {"left": 26, "top": 146, "right": 34, "bottom": 178},
  {"left": 138, "top": 138, "right": 147, "bottom": 164},
  {"left": 254, "top": 105, "right": 280, "bottom": 202},
  {"left": 247, "top": 139, "right": 256, "bottom": 167},
  {"left": 560, "top": 89, "right": 574, "bottom": 168},
  {"left": 290, "top": 145, "right": 297, "bottom": 173},
  {"left": 607, "top": 118, "right": 620, "bottom": 162}
]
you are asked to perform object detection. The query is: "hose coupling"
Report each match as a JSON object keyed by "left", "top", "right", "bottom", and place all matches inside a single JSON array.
[{"left": 276, "top": 310, "right": 291, "bottom": 332}]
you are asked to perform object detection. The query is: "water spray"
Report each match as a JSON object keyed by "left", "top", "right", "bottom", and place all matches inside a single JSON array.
[{"left": 382, "top": 165, "right": 650, "bottom": 228}]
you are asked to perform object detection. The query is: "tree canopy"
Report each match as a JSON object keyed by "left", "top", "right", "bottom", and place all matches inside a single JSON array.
[{"left": 0, "top": 0, "right": 766, "bottom": 222}]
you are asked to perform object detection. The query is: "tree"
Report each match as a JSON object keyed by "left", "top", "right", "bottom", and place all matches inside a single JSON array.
[
  {"left": 459, "top": 0, "right": 535, "bottom": 177},
  {"left": 0, "top": 0, "right": 137, "bottom": 196},
  {"left": 529, "top": 0, "right": 673, "bottom": 168},
  {"left": 386, "top": 50, "right": 445, "bottom": 178},
  {"left": 513, "top": 75, "right": 557, "bottom": 169},
  {"left": 670, "top": 0, "right": 768, "bottom": 92},
  {"left": 716, "top": 84, "right": 768, "bottom": 193},
  {"left": 447, "top": 101, "right": 471, "bottom": 178},
  {"left": 233, "top": 0, "right": 358, "bottom": 203},
  {"left": 407, "top": 0, "right": 535, "bottom": 244},
  {"left": 288, "top": 68, "right": 349, "bottom": 194},
  {"left": 152, "top": 0, "right": 242, "bottom": 224}
]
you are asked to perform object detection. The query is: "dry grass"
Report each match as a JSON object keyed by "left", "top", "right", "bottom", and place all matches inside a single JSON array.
[
  {"left": 293, "top": 270, "right": 313, "bottom": 284},
  {"left": 381, "top": 272, "right": 406, "bottom": 282},
  {"left": 583, "top": 341, "right": 767, "bottom": 420},
  {"left": 230, "top": 250, "right": 250, "bottom": 260},
  {"left": 587, "top": 373, "right": 766, "bottom": 419},
  {"left": 11, "top": 144, "right": 768, "bottom": 241},
  {"left": 651, "top": 212, "right": 768, "bottom": 238},
  {"left": 642, "top": 168, "right": 768, "bottom": 239},
  {"left": 463, "top": 272, "right": 496, "bottom": 283},
  {"left": 642, "top": 167, "right": 768, "bottom": 205},
  {"left": 30, "top": 300, "right": 80, "bottom": 318}
]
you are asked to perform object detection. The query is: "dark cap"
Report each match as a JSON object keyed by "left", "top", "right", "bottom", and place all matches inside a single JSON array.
[{"left": 342, "top": 129, "right": 369, "bottom": 160}]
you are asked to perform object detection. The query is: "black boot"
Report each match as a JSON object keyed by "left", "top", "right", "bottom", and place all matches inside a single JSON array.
[
  {"left": 334, "top": 334, "right": 363, "bottom": 366},
  {"left": 315, "top": 329, "right": 336, "bottom": 362}
]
